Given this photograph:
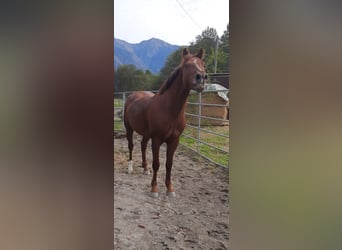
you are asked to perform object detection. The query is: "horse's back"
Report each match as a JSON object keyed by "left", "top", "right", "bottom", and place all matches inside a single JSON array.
[
  {"left": 125, "top": 91, "right": 154, "bottom": 110},
  {"left": 124, "top": 91, "right": 155, "bottom": 134}
]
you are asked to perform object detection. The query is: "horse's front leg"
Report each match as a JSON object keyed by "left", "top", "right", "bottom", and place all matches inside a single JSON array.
[
  {"left": 150, "top": 138, "right": 161, "bottom": 197},
  {"left": 165, "top": 137, "right": 179, "bottom": 197}
]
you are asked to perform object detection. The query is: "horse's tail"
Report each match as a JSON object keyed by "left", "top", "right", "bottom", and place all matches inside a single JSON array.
[{"left": 123, "top": 101, "right": 130, "bottom": 130}]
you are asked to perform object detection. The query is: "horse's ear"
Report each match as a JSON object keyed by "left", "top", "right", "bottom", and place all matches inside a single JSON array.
[
  {"left": 196, "top": 48, "right": 205, "bottom": 59},
  {"left": 182, "top": 48, "right": 190, "bottom": 57}
]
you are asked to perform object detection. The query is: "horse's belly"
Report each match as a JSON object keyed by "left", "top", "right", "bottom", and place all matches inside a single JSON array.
[
  {"left": 151, "top": 124, "right": 184, "bottom": 142},
  {"left": 125, "top": 94, "right": 153, "bottom": 135}
]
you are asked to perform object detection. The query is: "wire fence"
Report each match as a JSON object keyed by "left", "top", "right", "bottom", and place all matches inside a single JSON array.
[{"left": 114, "top": 89, "right": 229, "bottom": 168}]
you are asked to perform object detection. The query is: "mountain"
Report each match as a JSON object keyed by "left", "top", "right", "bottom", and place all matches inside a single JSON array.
[{"left": 114, "top": 38, "right": 179, "bottom": 74}]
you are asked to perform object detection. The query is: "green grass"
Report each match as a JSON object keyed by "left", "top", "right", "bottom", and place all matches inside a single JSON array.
[
  {"left": 114, "top": 120, "right": 124, "bottom": 131},
  {"left": 114, "top": 98, "right": 124, "bottom": 131},
  {"left": 180, "top": 125, "right": 229, "bottom": 167},
  {"left": 114, "top": 98, "right": 123, "bottom": 108}
]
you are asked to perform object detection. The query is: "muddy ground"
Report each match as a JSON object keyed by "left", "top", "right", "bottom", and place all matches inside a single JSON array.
[{"left": 114, "top": 133, "right": 229, "bottom": 249}]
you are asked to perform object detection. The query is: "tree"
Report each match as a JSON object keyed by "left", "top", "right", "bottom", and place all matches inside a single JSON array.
[
  {"left": 115, "top": 64, "right": 136, "bottom": 91},
  {"left": 159, "top": 48, "right": 184, "bottom": 80},
  {"left": 158, "top": 27, "right": 222, "bottom": 78},
  {"left": 190, "top": 27, "right": 219, "bottom": 52},
  {"left": 143, "top": 69, "right": 159, "bottom": 91},
  {"left": 150, "top": 47, "right": 184, "bottom": 90},
  {"left": 218, "top": 23, "right": 229, "bottom": 73},
  {"left": 189, "top": 27, "right": 220, "bottom": 73},
  {"left": 114, "top": 64, "right": 159, "bottom": 91}
]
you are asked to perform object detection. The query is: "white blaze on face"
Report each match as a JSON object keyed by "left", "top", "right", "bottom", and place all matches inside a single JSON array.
[{"left": 193, "top": 59, "right": 202, "bottom": 72}]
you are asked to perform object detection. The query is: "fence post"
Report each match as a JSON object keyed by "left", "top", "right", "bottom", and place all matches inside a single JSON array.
[
  {"left": 122, "top": 92, "right": 126, "bottom": 131},
  {"left": 197, "top": 92, "right": 202, "bottom": 153}
]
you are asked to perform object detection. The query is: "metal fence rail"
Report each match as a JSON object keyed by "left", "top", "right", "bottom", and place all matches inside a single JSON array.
[
  {"left": 114, "top": 89, "right": 229, "bottom": 168},
  {"left": 114, "top": 92, "right": 126, "bottom": 132}
]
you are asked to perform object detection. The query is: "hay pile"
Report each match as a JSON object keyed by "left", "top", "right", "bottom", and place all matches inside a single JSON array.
[{"left": 186, "top": 92, "right": 229, "bottom": 126}]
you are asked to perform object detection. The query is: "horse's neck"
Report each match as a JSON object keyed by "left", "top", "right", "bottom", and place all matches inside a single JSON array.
[{"left": 163, "top": 73, "right": 190, "bottom": 118}]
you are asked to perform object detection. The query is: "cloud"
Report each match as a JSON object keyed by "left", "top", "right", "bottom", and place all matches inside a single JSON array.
[{"left": 115, "top": 0, "right": 229, "bottom": 45}]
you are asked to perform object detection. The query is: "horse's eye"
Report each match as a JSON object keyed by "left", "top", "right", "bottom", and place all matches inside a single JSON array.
[{"left": 196, "top": 74, "right": 201, "bottom": 81}]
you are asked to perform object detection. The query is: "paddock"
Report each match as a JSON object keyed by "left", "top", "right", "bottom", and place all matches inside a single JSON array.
[
  {"left": 114, "top": 87, "right": 230, "bottom": 168},
  {"left": 114, "top": 134, "right": 229, "bottom": 249}
]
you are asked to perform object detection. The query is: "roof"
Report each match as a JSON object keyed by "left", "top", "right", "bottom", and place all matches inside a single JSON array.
[
  {"left": 204, "top": 83, "right": 229, "bottom": 101},
  {"left": 208, "top": 73, "right": 229, "bottom": 89}
]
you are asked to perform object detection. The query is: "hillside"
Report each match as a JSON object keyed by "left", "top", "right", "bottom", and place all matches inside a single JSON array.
[{"left": 114, "top": 38, "right": 179, "bottom": 74}]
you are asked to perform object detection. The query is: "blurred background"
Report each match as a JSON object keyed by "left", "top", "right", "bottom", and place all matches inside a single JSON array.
[
  {"left": 0, "top": 1, "right": 113, "bottom": 250},
  {"left": 231, "top": 1, "right": 342, "bottom": 250}
]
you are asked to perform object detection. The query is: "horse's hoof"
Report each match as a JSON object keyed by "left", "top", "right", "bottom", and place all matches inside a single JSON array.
[
  {"left": 166, "top": 192, "right": 176, "bottom": 197},
  {"left": 127, "top": 160, "right": 133, "bottom": 174},
  {"left": 150, "top": 192, "right": 159, "bottom": 198},
  {"left": 143, "top": 169, "right": 150, "bottom": 175}
]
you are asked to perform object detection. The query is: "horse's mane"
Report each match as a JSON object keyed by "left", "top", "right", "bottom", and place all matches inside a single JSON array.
[
  {"left": 158, "top": 49, "right": 202, "bottom": 95},
  {"left": 158, "top": 67, "right": 181, "bottom": 95}
]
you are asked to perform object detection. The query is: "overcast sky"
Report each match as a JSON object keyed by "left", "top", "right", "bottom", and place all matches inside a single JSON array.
[{"left": 114, "top": 0, "right": 229, "bottom": 45}]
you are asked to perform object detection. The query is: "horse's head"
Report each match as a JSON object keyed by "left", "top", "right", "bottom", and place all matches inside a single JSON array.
[{"left": 182, "top": 48, "right": 207, "bottom": 93}]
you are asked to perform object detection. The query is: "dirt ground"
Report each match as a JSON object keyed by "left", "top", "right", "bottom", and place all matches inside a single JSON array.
[{"left": 114, "top": 133, "right": 229, "bottom": 249}]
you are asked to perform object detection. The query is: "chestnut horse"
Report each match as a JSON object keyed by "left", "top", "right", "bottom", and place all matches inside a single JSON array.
[{"left": 123, "top": 48, "right": 207, "bottom": 197}]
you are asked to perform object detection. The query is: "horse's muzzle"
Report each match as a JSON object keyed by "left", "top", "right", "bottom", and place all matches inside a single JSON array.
[
  {"left": 192, "top": 73, "right": 207, "bottom": 92},
  {"left": 193, "top": 84, "right": 205, "bottom": 92}
]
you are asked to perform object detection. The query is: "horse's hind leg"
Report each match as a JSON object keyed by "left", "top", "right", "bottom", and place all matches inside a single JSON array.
[
  {"left": 126, "top": 126, "right": 134, "bottom": 174},
  {"left": 141, "top": 137, "right": 150, "bottom": 175},
  {"left": 165, "top": 138, "right": 179, "bottom": 197}
]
